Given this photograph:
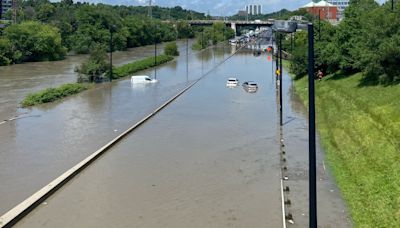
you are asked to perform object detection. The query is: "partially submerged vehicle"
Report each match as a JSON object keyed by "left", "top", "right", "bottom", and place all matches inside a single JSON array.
[
  {"left": 130, "top": 75, "right": 157, "bottom": 84},
  {"left": 242, "top": 81, "right": 258, "bottom": 93},
  {"left": 226, "top": 78, "right": 239, "bottom": 87}
]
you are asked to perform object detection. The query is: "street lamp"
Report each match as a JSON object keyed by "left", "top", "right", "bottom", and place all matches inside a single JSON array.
[
  {"left": 109, "top": 25, "right": 116, "bottom": 82},
  {"left": 154, "top": 24, "right": 158, "bottom": 80},
  {"left": 273, "top": 20, "right": 316, "bottom": 227},
  {"left": 307, "top": 23, "right": 317, "bottom": 228}
]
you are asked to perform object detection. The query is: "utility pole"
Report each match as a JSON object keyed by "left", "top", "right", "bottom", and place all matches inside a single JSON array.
[
  {"left": 392, "top": 0, "right": 394, "bottom": 10},
  {"left": 148, "top": 0, "right": 152, "bottom": 18},
  {"left": 291, "top": 33, "right": 294, "bottom": 53},
  {"left": 186, "top": 32, "right": 189, "bottom": 80},
  {"left": 318, "top": 9, "right": 321, "bottom": 41},
  {"left": 279, "top": 33, "right": 283, "bottom": 127},
  {"left": 275, "top": 32, "right": 279, "bottom": 83},
  {"left": 154, "top": 25, "right": 157, "bottom": 80},
  {"left": 12, "top": 0, "right": 17, "bottom": 24},
  {"left": 308, "top": 23, "right": 317, "bottom": 228},
  {"left": 109, "top": 26, "right": 115, "bottom": 82}
]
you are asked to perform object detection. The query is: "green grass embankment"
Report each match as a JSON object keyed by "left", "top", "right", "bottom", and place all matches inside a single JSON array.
[
  {"left": 21, "top": 55, "right": 174, "bottom": 107},
  {"left": 113, "top": 54, "right": 173, "bottom": 79},
  {"left": 291, "top": 72, "right": 400, "bottom": 227},
  {"left": 21, "top": 83, "right": 89, "bottom": 107}
]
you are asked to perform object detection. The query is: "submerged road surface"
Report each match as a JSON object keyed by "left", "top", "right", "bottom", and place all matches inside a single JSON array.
[
  {"left": 15, "top": 48, "right": 284, "bottom": 227},
  {"left": 3, "top": 42, "right": 351, "bottom": 227}
]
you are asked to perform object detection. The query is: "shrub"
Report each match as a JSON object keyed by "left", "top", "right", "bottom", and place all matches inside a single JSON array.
[
  {"left": 21, "top": 83, "right": 88, "bottom": 107},
  {"left": 113, "top": 54, "right": 173, "bottom": 78},
  {"left": 164, "top": 42, "right": 179, "bottom": 56}
]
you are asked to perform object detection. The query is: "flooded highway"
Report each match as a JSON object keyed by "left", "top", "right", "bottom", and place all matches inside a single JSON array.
[
  {"left": 0, "top": 39, "right": 215, "bottom": 215},
  {"left": 1, "top": 39, "right": 351, "bottom": 227},
  {"left": 0, "top": 40, "right": 188, "bottom": 121}
]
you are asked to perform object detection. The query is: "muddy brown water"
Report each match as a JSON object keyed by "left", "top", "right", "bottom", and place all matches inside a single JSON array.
[{"left": 1, "top": 40, "right": 351, "bottom": 227}]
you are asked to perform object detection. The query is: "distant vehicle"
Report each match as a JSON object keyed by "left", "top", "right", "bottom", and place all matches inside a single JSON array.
[
  {"left": 131, "top": 75, "right": 157, "bottom": 84},
  {"left": 242, "top": 81, "right": 258, "bottom": 89},
  {"left": 242, "top": 81, "right": 258, "bottom": 93},
  {"left": 226, "top": 78, "right": 239, "bottom": 87},
  {"left": 254, "top": 19, "right": 261, "bottom": 23}
]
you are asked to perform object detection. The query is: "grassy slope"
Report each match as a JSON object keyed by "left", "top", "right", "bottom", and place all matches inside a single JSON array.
[{"left": 292, "top": 73, "right": 400, "bottom": 227}]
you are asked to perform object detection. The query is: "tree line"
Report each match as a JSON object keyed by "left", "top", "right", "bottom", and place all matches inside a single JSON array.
[
  {"left": 287, "top": 0, "right": 400, "bottom": 84},
  {"left": 0, "top": 0, "right": 205, "bottom": 66}
]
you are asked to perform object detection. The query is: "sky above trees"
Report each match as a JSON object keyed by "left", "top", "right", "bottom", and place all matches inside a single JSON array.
[{"left": 53, "top": 0, "right": 387, "bottom": 15}]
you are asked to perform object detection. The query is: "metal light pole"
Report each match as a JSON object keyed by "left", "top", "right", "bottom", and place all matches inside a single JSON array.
[
  {"left": 186, "top": 33, "right": 189, "bottom": 80},
  {"left": 275, "top": 32, "right": 279, "bottom": 82},
  {"left": 154, "top": 25, "right": 157, "bottom": 80},
  {"left": 318, "top": 9, "right": 321, "bottom": 41},
  {"left": 201, "top": 30, "right": 204, "bottom": 75},
  {"left": 308, "top": 23, "right": 317, "bottom": 228},
  {"left": 109, "top": 25, "right": 116, "bottom": 82},
  {"left": 291, "top": 33, "right": 294, "bottom": 53},
  {"left": 213, "top": 24, "right": 216, "bottom": 64},
  {"left": 279, "top": 33, "right": 283, "bottom": 127}
]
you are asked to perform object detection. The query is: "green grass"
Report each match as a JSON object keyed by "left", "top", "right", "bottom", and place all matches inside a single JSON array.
[
  {"left": 21, "top": 83, "right": 89, "bottom": 107},
  {"left": 113, "top": 54, "right": 173, "bottom": 79},
  {"left": 291, "top": 73, "right": 400, "bottom": 227}
]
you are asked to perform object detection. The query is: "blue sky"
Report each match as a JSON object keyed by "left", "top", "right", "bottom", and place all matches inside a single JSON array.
[{"left": 69, "top": 0, "right": 388, "bottom": 15}]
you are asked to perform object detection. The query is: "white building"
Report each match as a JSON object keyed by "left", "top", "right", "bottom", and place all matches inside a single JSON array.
[
  {"left": 1, "top": 0, "right": 13, "bottom": 19},
  {"left": 327, "top": 0, "right": 349, "bottom": 19},
  {"left": 245, "top": 4, "right": 262, "bottom": 15}
]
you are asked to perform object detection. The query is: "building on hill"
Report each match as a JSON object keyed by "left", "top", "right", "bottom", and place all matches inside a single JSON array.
[
  {"left": 1, "top": 0, "right": 12, "bottom": 19},
  {"left": 327, "top": 0, "right": 349, "bottom": 19},
  {"left": 245, "top": 4, "right": 262, "bottom": 15},
  {"left": 237, "top": 10, "right": 247, "bottom": 17},
  {"left": 301, "top": 1, "right": 338, "bottom": 22}
]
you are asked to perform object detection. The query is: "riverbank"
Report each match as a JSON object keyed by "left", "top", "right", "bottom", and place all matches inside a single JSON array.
[
  {"left": 290, "top": 71, "right": 400, "bottom": 227},
  {"left": 21, "top": 55, "right": 174, "bottom": 107}
]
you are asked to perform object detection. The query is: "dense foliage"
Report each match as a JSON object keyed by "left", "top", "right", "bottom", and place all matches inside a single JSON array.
[
  {"left": 0, "top": 0, "right": 204, "bottom": 65},
  {"left": 1, "top": 21, "right": 66, "bottom": 64},
  {"left": 76, "top": 44, "right": 109, "bottom": 82},
  {"left": 288, "top": 0, "right": 400, "bottom": 84},
  {"left": 21, "top": 83, "right": 88, "bottom": 107},
  {"left": 193, "top": 22, "right": 235, "bottom": 50},
  {"left": 164, "top": 42, "right": 179, "bottom": 56}
]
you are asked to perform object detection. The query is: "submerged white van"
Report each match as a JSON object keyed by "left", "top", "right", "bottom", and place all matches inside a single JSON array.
[{"left": 130, "top": 75, "right": 157, "bottom": 84}]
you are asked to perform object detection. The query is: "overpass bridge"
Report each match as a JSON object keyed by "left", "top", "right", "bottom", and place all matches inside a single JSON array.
[{"left": 189, "top": 20, "right": 275, "bottom": 34}]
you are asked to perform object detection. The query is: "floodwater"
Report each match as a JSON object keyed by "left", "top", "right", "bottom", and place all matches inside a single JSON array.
[
  {"left": 1, "top": 38, "right": 351, "bottom": 227},
  {"left": 0, "top": 41, "right": 185, "bottom": 121}
]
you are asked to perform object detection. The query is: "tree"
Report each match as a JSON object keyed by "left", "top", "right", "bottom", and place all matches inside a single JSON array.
[
  {"left": 76, "top": 44, "right": 109, "bottom": 82},
  {"left": 164, "top": 41, "right": 179, "bottom": 56},
  {"left": 176, "top": 21, "right": 194, "bottom": 39},
  {"left": 0, "top": 38, "right": 14, "bottom": 65},
  {"left": 3, "top": 21, "right": 66, "bottom": 63},
  {"left": 36, "top": 3, "right": 55, "bottom": 21}
]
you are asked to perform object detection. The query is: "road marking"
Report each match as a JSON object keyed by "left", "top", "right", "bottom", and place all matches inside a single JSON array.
[{"left": 0, "top": 43, "right": 248, "bottom": 228}]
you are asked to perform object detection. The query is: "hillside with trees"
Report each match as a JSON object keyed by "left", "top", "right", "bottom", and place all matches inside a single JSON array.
[
  {"left": 0, "top": 0, "right": 206, "bottom": 66},
  {"left": 288, "top": 0, "right": 400, "bottom": 84}
]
